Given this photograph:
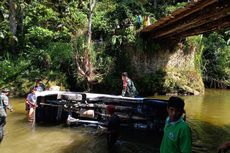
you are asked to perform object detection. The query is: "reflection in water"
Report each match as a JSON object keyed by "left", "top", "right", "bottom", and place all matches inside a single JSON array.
[
  {"left": 185, "top": 89, "right": 230, "bottom": 126},
  {"left": 0, "top": 89, "right": 230, "bottom": 153}
]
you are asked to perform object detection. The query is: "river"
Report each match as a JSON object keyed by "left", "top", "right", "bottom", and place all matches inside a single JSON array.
[{"left": 0, "top": 89, "right": 229, "bottom": 153}]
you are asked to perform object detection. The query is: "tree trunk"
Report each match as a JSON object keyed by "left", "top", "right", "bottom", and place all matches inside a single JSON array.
[
  {"left": 9, "top": 0, "right": 17, "bottom": 35},
  {"left": 87, "top": 0, "right": 96, "bottom": 45},
  {"left": 153, "top": 0, "right": 157, "bottom": 9},
  {"left": 9, "top": 0, "right": 17, "bottom": 53},
  {"left": 16, "top": 0, "right": 24, "bottom": 53},
  {"left": 85, "top": 0, "right": 96, "bottom": 90}
]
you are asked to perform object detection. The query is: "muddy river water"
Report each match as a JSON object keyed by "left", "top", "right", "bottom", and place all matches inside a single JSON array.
[{"left": 0, "top": 89, "right": 229, "bottom": 153}]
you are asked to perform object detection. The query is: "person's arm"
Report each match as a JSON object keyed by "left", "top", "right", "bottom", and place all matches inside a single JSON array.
[
  {"left": 26, "top": 95, "right": 32, "bottom": 104},
  {"left": 2, "top": 96, "right": 13, "bottom": 111},
  {"left": 218, "top": 141, "right": 230, "bottom": 153},
  {"left": 26, "top": 99, "right": 34, "bottom": 106},
  {"left": 179, "top": 125, "right": 192, "bottom": 153},
  {"left": 122, "top": 80, "right": 127, "bottom": 96}
]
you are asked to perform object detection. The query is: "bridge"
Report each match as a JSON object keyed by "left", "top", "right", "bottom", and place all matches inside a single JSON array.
[{"left": 141, "top": 0, "right": 230, "bottom": 40}]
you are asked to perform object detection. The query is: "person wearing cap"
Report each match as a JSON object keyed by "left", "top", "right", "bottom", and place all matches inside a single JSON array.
[
  {"left": 160, "top": 96, "right": 192, "bottom": 153},
  {"left": 0, "top": 89, "right": 13, "bottom": 136},
  {"left": 26, "top": 87, "right": 37, "bottom": 121},
  {"left": 0, "top": 89, "right": 13, "bottom": 143},
  {"left": 0, "top": 89, "right": 13, "bottom": 116},
  {"left": 121, "top": 72, "right": 138, "bottom": 97}
]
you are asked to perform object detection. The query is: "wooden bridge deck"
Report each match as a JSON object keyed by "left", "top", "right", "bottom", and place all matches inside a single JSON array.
[{"left": 141, "top": 0, "right": 230, "bottom": 40}]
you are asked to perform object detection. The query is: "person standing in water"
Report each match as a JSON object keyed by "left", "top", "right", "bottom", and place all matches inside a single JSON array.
[
  {"left": 0, "top": 88, "right": 14, "bottom": 143},
  {"left": 26, "top": 87, "right": 37, "bottom": 122},
  {"left": 121, "top": 72, "right": 138, "bottom": 97}
]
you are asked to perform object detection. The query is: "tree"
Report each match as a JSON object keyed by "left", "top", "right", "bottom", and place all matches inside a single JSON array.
[
  {"left": 73, "top": 0, "right": 97, "bottom": 91},
  {"left": 202, "top": 32, "right": 230, "bottom": 87},
  {"left": 7, "top": 0, "right": 24, "bottom": 54}
]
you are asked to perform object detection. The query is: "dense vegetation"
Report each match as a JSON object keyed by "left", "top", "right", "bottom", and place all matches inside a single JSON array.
[{"left": 0, "top": 0, "right": 229, "bottom": 96}]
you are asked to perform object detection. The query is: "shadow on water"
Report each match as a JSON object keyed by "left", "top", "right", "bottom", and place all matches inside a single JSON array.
[{"left": 58, "top": 126, "right": 163, "bottom": 153}]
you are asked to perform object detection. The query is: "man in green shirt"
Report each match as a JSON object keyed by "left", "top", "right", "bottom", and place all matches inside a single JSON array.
[{"left": 160, "top": 96, "right": 192, "bottom": 153}]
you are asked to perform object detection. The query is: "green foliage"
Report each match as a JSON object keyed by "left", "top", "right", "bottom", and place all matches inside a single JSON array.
[
  {"left": 187, "top": 35, "right": 205, "bottom": 73},
  {"left": 1, "top": 0, "right": 230, "bottom": 95},
  {"left": 164, "top": 68, "right": 204, "bottom": 95},
  {"left": 25, "top": 26, "right": 54, "bottom": 46},
  {"left": 72, "top": 33, "right": 87, "bottom": 56},
  {"left": 71, "top": 32, "right": 114, "bottom": 88},
  {"left": 48, "top": 42, "right": 73, "bottom": 66},
  {"left": 202, "top": 33, "right": 230, "bottom": 81},
  {"left": 92, "top": 44, "right": 114, "bottom": 80},
  {"left": 24, "top": 2, "right": 58, "bottom": 28},
  {"left": 145, "top": 1, "right": 187, "bottom": 19},
  {"left": 34, "top": 42, "right": 73, "bottom": 86},
  {"left": 0, "top": 56, "right": 31, "bottom": 95},
  {"left": 0, "top": 41, "right": 74, "bottom": 95},
  {"left": 136, "top": 70, "right": 166, "bottom": 95},
  {"left": 185, "top": 33, "right": 230, "bottom": 88},
  {"left": 103, "top": 0, "right": 146, "bottom": 49},
  {"left": 93, "top": 1, "right": 114, "bottom": 33},
  {"left": 0, "top": 58, "right": 28, "bottom": 83},
  {"left": 164, "top": 2, "right": 187, "bottom": 15}
]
